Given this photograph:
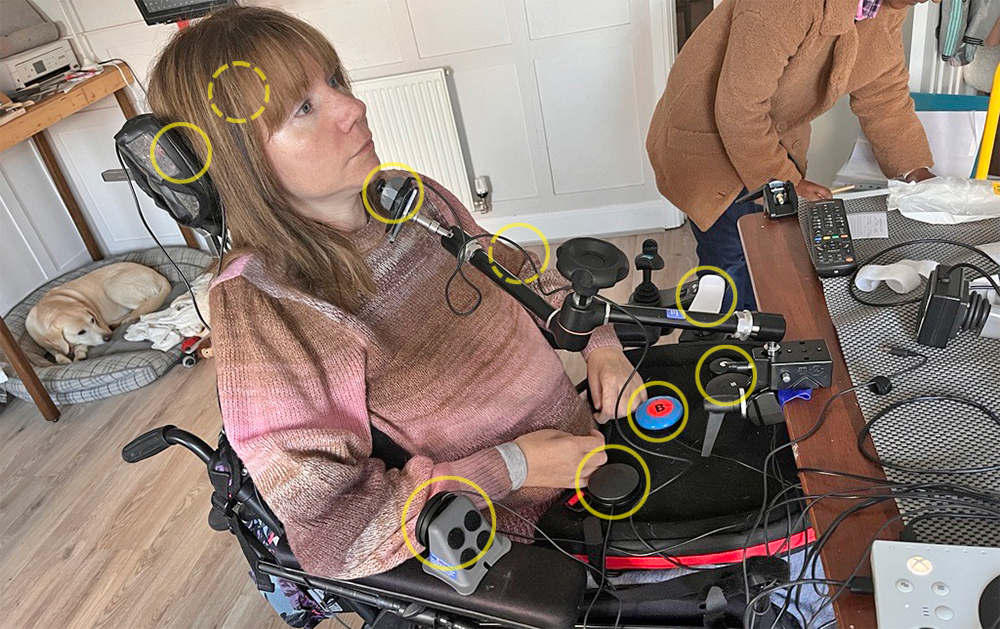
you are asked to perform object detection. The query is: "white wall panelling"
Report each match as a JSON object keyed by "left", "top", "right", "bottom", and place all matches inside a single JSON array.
[
  {"left": 534, "top": 45, "right": 645, "bottom": 194},
  {"left": 523, "top": 0, "right": 631, "bottom": 41},
  {"left": 452, "top": 63, "right": 538, "bottom": 202},
  {"left": 405, "top": 0, "right": 513, "bottom": 58},
  {"left": 304, "top": 1, "right": 404, "bottom": 71}
]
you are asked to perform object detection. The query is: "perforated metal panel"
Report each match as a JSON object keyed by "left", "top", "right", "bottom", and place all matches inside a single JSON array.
[{"left": 798, "top": 195, "right": 1000, "bottom": 546}]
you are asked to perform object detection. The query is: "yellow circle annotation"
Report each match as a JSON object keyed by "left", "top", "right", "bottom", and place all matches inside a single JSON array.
[
  {"left": 400, "top": 475, "right": 496, "bottom": 572},
  {"left": 362, "top": 163, "right": 425, "bottom": 225},
  {"left": 573, "top": 444, "right": 651, "bottom": 521},
  {"left": 625, "top": 380, "right": 689, "bottom": 443},
  {"left": 207, "top": 61, "right": 269, "bottom": 124},
  {"left": 487, "top": 223, "right": 550, "bottom": 285},
  {"left": 674, "top": 266, "right": 738, "bottom": 328},
  {"left": 695, "top": 344, "right": 758, "bottom": 407},
  {"left": 149, "top": 122, "right": 213, "bottom": 185}
]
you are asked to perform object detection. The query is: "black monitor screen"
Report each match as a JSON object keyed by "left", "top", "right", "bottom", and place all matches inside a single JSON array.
[{"left": 132, "top": 0, "right": 233, "bottom": 25}]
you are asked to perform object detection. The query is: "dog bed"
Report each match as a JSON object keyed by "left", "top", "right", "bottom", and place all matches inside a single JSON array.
[{"left": 0, "top": 246, "right": 213, "bottom": 405}]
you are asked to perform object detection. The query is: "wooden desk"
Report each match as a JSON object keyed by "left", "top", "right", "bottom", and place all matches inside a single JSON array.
[
  {"left": 0, "top": 63, "right": 198, "bottom": 421},
  {"left": 739, "top": 214, "right": 900, "bottom": 629}
]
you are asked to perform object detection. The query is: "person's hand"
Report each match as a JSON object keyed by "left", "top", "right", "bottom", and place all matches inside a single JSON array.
[
  {"left": 513, "top": 429, "right": 607, "bottom": 488},
  {"left": 797, "top": 180, "right": 833, "bottom": 202},
  {"left": 586, "top": 346, "right": 648, "bottom": 423},
  {"left": 904, "top": 168, "right": 936, "bottom": 183}
]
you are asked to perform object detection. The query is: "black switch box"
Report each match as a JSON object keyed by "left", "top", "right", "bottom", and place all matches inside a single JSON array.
[{"left": 768, "top": 340, "right": 833, "bottom": 391}]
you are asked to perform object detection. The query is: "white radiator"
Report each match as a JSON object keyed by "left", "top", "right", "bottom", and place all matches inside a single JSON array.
[{"left": 352, "top": 68, "right": 475, "bottom": 212}]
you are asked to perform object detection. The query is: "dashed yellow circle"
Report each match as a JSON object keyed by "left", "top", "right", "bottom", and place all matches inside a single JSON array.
[
  {"left": 694, "top": 344, "right": 758, "bottom": 407},
  {"left": 362, "top": 163, "right": 425, "bottom": 224},
  {"left": 674, "top": 266, "right": 738, "bottom": 328},
  {"left": 400, "top": 475, "right": 496, "bottom": 572},
  {"left": 625, "top": 380, "right": 689, "bottom": 443},
  {"left": 149, "top": 122, "right": 212, "bottom": 185},
  {"left": 207, "top": 61, "right": 269, "bottom": 124},
  {"left": 573, "top": 444, "right": 651, "bottom": 521},
  {"left": 487, "top": 223, "right": 550, "bottom": 285}
]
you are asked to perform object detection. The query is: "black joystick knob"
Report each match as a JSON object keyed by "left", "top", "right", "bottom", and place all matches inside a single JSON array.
[
  {"left": 556, "top": 238, "right": 629, "bottom": 298},
  {"left": 633, "top": 239, "right": 665, "bottom": 306},
  {"left": 587, "top": 463, "right": 642, "bottom": 509}
]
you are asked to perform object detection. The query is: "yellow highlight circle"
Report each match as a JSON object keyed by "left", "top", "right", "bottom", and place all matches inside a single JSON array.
[
  {"left": 207, "top": 61, "right": 269, "bottom": 124},
  {"left": 695, "top": 344, "right": 758, "bottom": 407},
  {"left": 487, "top": 223, "right": 550, "bottom": 285},
  {"left": 625, "top": 380, "right": 689, "bottom": 443},
  {"left": 400, "top": 475, "right": 496, "bottom": 572},
  {"left": 573, "top": 444, "right": 651, "bottom": 521},
  {"left": 362, "top": 163, "right": 425, "bottom": 225},
  {"left": 674, "top": 266, "right": 738, "bottom": 328},
  {"left": 149, "top": 122, "right": 212, "bottom": 185}
]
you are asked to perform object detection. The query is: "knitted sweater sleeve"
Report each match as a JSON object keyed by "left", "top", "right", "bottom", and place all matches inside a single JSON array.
[
  {"left": 211, "top": 276, "right": 513, "bottom": 580},
  {"left": 422, "top": 176, "right": 623, "bottom": 359}
]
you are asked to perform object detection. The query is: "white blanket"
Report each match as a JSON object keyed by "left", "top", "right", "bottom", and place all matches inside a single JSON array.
[{"left": 125, "top": 273, "right": 212, "bottom": 351}]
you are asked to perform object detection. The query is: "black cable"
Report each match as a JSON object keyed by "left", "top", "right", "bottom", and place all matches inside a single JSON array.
[
  {"left": 947, "top": 262, "right": 1000, "bottom": 296},
  {"left": 582, "top": 509, "right": 613, "bottom": 629},
  {"left": 857, "top": 394, "right": 1000, "bottom": 474},
  {"left": 741, "top": 344, "right": 930, "bottom": 606},
  {"left": 116, "top": 146, "right": 211, "bottom": 331},
  {"left": 848, "top": 239, "right": 1000, "bottom": 307},
  {"left": 96, "top": 58, "right": 149, "bottom": 100}
]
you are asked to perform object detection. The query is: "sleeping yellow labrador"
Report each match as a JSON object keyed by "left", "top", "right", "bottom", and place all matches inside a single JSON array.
[{"left": 26, "top": 263, "right": 171, "bottom": 364}]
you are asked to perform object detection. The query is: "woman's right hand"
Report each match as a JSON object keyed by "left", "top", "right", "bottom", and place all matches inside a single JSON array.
[
  {"left": 797, "top": 180, "right": 833, "bottom": 202},
  {"left": 514, "top": 429, "right": 607, "bottom": 489}
]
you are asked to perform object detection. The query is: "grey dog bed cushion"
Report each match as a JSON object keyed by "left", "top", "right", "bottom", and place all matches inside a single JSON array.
[{"left": 1, "top": 247, "right": 213, "bottom": 406}]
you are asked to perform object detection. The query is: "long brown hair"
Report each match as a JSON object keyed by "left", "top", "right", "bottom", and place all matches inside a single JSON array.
[{"left": 147, "top": 6, "right": 376, "bottom": 311}]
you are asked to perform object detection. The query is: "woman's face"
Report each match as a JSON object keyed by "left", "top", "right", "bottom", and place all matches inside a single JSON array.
[{"left": 263, "top": 64, "right": 381, "bottom": 215}]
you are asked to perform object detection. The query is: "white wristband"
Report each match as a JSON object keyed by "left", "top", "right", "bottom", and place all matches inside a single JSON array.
[{"left": 495, "top": 442, "right": 528, "bottom": 491}]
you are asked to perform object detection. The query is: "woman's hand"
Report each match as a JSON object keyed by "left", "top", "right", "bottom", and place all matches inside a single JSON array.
[
  {"left": 514, "top": 429, "right": 607, "bottom": 488},
  {"left": 586, "top": 346, "right": 648, "bottom": 423},
  {"left": 797, "top": 180, "right": 833, "bottom": 202}
]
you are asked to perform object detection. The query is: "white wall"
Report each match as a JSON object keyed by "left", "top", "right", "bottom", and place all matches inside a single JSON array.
[{"left": 2, "top": 0, "right": 687, "bottom": 314}]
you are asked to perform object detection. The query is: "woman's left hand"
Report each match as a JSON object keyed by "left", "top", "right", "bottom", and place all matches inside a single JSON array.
[{"left": 586, "top": 347, "right": 647, "bottom": 423}]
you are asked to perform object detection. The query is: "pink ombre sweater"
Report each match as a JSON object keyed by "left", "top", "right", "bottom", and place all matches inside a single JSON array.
[{"left": 211, "top": 176, "right": 621, "bottom": 580}]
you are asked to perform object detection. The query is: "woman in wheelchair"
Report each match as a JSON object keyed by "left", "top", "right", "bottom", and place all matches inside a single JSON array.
[{"left": 146, "top": 6, "right": 646, "bottom": 583}]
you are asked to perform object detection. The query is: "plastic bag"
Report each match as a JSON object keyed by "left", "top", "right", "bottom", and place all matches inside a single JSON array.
[{"left": 887, "top": 177, "right": 1000, "bottom": 224}]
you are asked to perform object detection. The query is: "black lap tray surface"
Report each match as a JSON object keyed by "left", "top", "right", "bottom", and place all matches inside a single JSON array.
[
  {"left": 354, "top": 543, "right": 586, "bottom": 629},
  {"left": 538, "top": 342, "right": 804, "bottom": 555}
]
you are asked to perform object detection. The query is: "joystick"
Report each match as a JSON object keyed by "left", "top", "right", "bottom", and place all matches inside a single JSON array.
[{"left": 632, "top": 239, "right": 665, "bottom": 306}]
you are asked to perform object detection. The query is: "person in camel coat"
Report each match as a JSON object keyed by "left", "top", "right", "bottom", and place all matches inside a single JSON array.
[{"left": 647, "top": 0, "right": 938, "bottom": 309}]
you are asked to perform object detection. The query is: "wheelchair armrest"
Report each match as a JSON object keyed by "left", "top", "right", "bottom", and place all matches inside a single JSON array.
[{"left": 354, "top": 542, "right": 587, "bottom": 629}]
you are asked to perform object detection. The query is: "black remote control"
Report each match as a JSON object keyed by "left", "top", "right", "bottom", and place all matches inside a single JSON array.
[{"left": 805, "top": 199, "right": 858, "bottom": 277}]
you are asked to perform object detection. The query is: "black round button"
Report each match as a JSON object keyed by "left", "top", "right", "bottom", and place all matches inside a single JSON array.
[
  {"left": 477, "top": 530, "right": 490, "bottom": 551},
  {"left": 464, "top": 510, "right": 482, "bottom": 531},
  {"left": 460, "top": 548, "right": 476, "bottom": 569},
  {"left": 447, "top": 527, "right": 465, "bottom": 550}
]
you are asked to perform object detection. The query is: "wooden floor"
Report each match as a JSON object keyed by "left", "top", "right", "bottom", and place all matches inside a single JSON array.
[{"left": 0, "top": 227, "right": 696, "bottom": 629}]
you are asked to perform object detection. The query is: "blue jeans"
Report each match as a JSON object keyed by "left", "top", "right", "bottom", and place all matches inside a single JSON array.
[{"left": 689, "top": 190, "right": 761, "bottom": 311}]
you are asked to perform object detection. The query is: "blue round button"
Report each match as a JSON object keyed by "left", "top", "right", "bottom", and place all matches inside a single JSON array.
[{"left": 636, "top": 396, "right": 683, "bottom": 431}]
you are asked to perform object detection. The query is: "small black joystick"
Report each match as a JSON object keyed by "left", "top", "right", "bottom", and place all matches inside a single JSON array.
[
  {"left": 632, "top": 239, "right": 665, "bottom": 306},
  {"left": 556, "top": 238, "right": 629, "bottom": 298},
  {"left": 587, "top": 463, "right": 642, "bottom": 509}
]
